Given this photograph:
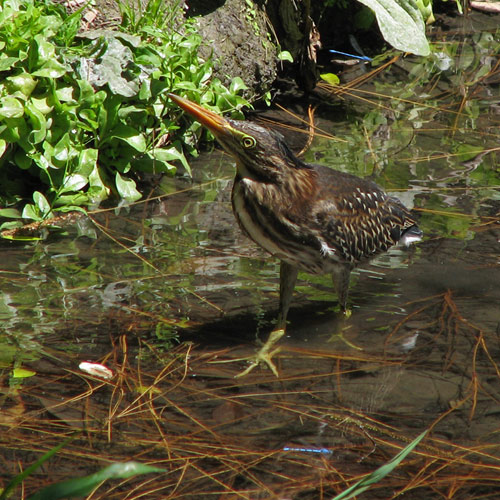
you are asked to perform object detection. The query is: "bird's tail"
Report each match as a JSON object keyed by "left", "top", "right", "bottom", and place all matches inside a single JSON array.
[{"left": 400, "top": 225, "right": 423, "bottom": 246}]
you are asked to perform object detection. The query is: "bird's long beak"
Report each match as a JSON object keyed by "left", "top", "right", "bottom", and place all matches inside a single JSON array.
[{"left": 168, "top": 93, "right": 229, "bottom": 137}]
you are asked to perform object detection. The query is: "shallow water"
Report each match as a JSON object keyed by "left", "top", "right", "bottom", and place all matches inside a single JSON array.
[{"left": 1, "top": 12, "right": 499, "bottom": 499}]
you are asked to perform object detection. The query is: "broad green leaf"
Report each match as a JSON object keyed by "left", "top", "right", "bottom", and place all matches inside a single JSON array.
[
  {"left": 12, "top": 367, "right": 36, "bottom": 378},
  {"left": 33, "top": 191, "right": 51, "bottom": 216},
  {"left": 22, "top": 203, "right": 42, "bottom": 221},
  {"left": 0, "top": 56, "right": 19, "bottom": 72},
  {"left": 150, "top": 145, "right": 190, "bottom": 174},
  {"left": 109, "top": 124, "right": 147, "bottom": 152},
  {"left": 25, "top": 102, "right": 47, "bottom": 144},
  {"left": 53, "top": 133, "right": 72, "bottom": 162},
  {"left": 277, "top": 50, "right": 293, "bottom": 62},
  {"left": 26, "top": 461, "right": 165, "bottom": 500},
  {"left": 78, "top": 148, "right": 98, "bottom": 175},
  {"left": 6, "top": 73, "right": 37, "bottom": 98},
  {"left": 34, "top": 35, "right": 56, "bottom": 61},
  {"left": 32, "top": 60, "right": 67, "bottom": 78},
  {"left": 30, "top": 96, "right": 53, "bottom": 115},
  {"left": 0, "top": 221, "right": 24, "bottom": 234},
  {"left": 61, "top": 174, "right": 88, "bottom": 193},
  {"left": 15, "top": 150, "right": 32, "bottom": 169},
  {"left": 88, "top": 166, "right": 110, "bottom": 202},
  {"left": 229, "top": 77, "right": 248, "bottom": 94},
  {"left": 55, "top": 86, "right": 74, "bottom": 102},
  {"left": 0, "top": 97, "right": 24, "bottom": 119},
  {"left": 115, "top": 172, "right": 141, "bottom": 202},
  {"left": 0, "top": 208, "right": 22, "bottom": 218},
  {"left": 356, "top": 0, "right": 430, "bottom": 56},
  {"left": 320, "top": 73, "right": 340, "bottom": 85}
]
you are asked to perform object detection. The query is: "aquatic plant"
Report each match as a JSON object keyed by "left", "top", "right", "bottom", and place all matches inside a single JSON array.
[{"left": 0, "top": 0, "right": 250, "bottom": 233}]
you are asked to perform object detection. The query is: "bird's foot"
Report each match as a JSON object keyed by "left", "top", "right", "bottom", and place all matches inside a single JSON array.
[
  {"left": 327, "top": 308, "right": 362, "bottom": 350},
  {"left": 234, "top": 328, "right": 286, "bottom": 378}
]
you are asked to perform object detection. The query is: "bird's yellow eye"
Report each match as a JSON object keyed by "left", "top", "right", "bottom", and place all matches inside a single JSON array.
[{"left": 241, "top": 135, "right": 256, "bottom": 148}]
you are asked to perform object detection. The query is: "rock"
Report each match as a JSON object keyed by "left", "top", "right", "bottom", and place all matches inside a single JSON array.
[{"left": 189, "top": 0, "right": 278, "bottom": 99}]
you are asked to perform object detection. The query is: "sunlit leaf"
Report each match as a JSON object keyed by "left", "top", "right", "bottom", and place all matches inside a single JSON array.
[
  {"left": 230, "top": 77, "right": 248, "bottom": 94},
  {"left": 149, "top": 145, "right": 190, "bottom": 174},
  {"left": 32, "top": 60, "right": 67, "bottom": 78},
  {"left": 0, "top": 96, "right": 24, "bottom": 119},
  {"left": 21, "top": 203, "right": 42, "bottom": 221},
  {"left": 277, "top": 50, "right": 293, "bottom": 62},
  {"left": 115, "top": 172, "right": 142, "bottom": 202},
  {"left": 0, "top": 56, "right": 19, "bottom": 71},
  {"left": 12, "top": 367, "right": 36, "bottom": 378},
  {"left": 356, "top": 0, "right": 430, "bottom": 56},
  {"left": 110, "top": 124, "right": 147, "bottom": 152},
  {"left": 61, "top": 174, "right": 88, "bottom": 193},
  {"left": 33, "top": 191, "right": 51, "bottom": 216},
  {"left": 6, "top": 73, "right": 37, "bottom": 97},
  {"left": 320, "top": 73, "right": 340, "bottom": 85}
]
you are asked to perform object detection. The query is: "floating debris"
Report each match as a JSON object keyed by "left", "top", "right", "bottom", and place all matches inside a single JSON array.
[{"left": 79, "top": 362, "right": 114, "bottom": 380}]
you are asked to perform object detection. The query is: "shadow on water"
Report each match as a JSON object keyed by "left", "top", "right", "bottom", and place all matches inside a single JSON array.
[{"left": 1, "top": 12, "right": 500, "bottom": 500}]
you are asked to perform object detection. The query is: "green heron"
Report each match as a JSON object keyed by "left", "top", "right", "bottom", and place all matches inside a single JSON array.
[{"left": 169, "top": 94, "right": 422, "bottom": 376}]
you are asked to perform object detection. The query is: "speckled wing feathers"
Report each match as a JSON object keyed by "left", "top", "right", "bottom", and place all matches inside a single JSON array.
[{"left": 312, "top": 167, "right": 419, "bottom": 264}]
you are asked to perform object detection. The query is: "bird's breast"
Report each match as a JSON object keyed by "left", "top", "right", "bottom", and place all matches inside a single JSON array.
[{"left": 231, "top": 177, "right": 342, "bottom": 273}]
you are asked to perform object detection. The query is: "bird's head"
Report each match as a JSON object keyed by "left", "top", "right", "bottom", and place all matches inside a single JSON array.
[{"left": 169, "top": 94, "right": 308, "bottom": 182}]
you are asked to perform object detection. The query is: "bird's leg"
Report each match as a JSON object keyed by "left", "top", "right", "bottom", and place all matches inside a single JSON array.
[
  {"left": 332, "top": 265, "right": 352, "bottom": 316},
  {"left": 236, "top": 261, "right": 298, "bottom": 378},
  {"left": 328, "top": 266, "right": 362, "bottom": 348}
]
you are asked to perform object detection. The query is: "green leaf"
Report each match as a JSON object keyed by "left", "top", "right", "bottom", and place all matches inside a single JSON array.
[
  {"left": 34, "top": 35, "right": 56, "bottom": 62},
  {"left": 332, "top": 431, "right": 428, "bottom": 500},
  {"left": 109, "top": 124, "right": 147, "bottom": 152},
  {"left": 26, "top": 461, "right": 165, "bottom": 500},
  {"left": 33, "top": 191, "right": 51, "bottom": 217},
  {"left": 25, "top": 102, "right": 47, "bottom": 144},
  {"left": 22, "top": 203, "right": 42, "bottom": 221},
  {"left": 115, "top": 172, "right": 141, "bottom": 201},
  {"left": 78, "top": 148, "right": 98, "bottom": 175},
  {"left": 356, "top": 0, "right": 430, "bottom": 56},
  {"left": 0, "top": 56, "right": 19, "bottom": 72},
  {"left": 30, "top": 96, "right": 53, "bottom": 115},
  {"left": 229, "top": 77, "right": 248, "bottom": 94},
  {"left": 15, "top": 150, "right": 32, "bottom": 169},
  {"left": 320, "top": 73, "right": 340, "bottom": 85},
  {"left": 61, "top": 174, "right": 88, "bottom": 193},
  {"left": 6, "top": 73, "right": 37, "bottom": 98},
  {"left": 277, "top": 50, "right": 293, "bottom": 62},
  {"left": 12, "top": 367, "right": 36, "bottom": 378},
  {"left": 32, "top": 60, "right": 68, "bottom": 78},
  {"left": 150, "top": 144, "right": 190, "bottom": 174},
  {"left": 88, "top": 165, "right": 110, "bottom": 202},
  {"left": 0, "top": 435, "right": 76, "bottom": 500},
  {"left": 0, "top": 97, "right": 24, "bottom": 119},
  {"left": 0, "top": 208, "right": 22, "bottom": 219}
]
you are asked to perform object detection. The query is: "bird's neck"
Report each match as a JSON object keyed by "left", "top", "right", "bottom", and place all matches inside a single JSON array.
[
  {"left": 282, "top": 168, "right": 317, "bottom": 203},
  {"left": 235, "top": 166, "right": 317, "bottom": 207}
]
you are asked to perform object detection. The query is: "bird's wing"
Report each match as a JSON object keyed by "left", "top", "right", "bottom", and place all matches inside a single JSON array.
[{"left": 311, "top": 168, "right": 418, "bottom": 263}]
